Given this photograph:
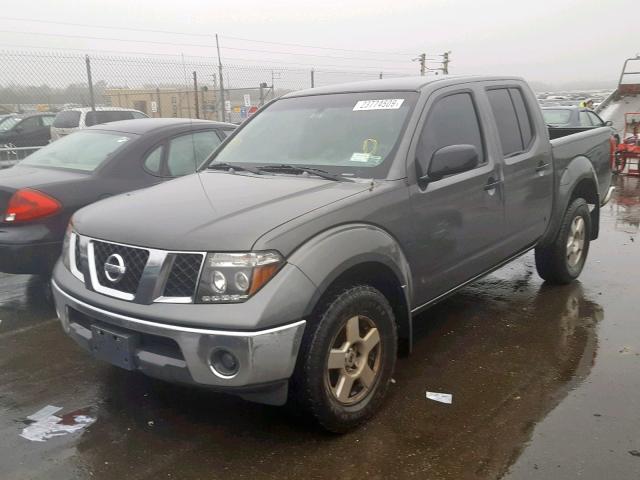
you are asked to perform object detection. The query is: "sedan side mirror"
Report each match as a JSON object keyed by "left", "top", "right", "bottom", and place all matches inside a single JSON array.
[
  {"left": 421, "top": 144, "right": 479, "bottom": 182},
  {"left": 605, "top": 120, "right": 613, "bottom": 126}
]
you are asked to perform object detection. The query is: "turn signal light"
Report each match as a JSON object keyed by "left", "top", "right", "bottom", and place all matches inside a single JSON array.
[{"left": 4, "top": 189, "right": 61, "bottom": 222}]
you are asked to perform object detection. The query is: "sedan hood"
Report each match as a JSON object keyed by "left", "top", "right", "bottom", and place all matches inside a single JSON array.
[{"left": 73, "top": 171, "right": 370, "bottom": 251}]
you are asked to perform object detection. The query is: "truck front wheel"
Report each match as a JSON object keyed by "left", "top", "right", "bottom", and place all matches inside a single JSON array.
[
  {"left": 290, "top": 285, "right": 397, "bottom": 433},
  {"left": 535, "top": 198, "right": 591, "bottom": 284}
]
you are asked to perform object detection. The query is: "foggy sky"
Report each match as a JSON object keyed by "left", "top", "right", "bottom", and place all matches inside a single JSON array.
[{"left": 0, "top": 0, "right": 636, "bottom": 88}]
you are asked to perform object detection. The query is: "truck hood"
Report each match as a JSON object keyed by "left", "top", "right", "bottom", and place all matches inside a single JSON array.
[{"left": 73, "top": 171, "right": 371, "bottom": 251}]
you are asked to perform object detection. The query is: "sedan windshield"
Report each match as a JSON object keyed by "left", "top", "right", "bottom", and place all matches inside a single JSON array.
[
  {"left": 542, "top": 109, "right": 573, "bottom": 126},
  {"left": 21, "top": 130, "right": 135, "bottom": 171},
  {"left": 209, "top": 92, "right": 418, "bottom": 178}
]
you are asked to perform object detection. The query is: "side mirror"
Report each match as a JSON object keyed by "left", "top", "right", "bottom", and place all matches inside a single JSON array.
[
  {"left": 421, "top": 144, "right": 479, "bottom": 182},
  {"left": 605, "top": 120, "right": 613, "bottom": 126},
  {"left": 13, "top": 125, "right": 23, "bottom": 134}
]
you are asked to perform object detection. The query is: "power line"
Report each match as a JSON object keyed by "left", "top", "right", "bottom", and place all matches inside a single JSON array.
[
  {"left": 0, "top": 16, "right": 416, "bottom": 58},
  {"left": 0, "top": 29, "right": 414, "bottom": 65}
]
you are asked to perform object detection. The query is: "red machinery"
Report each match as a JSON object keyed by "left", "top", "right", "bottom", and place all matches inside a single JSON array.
[{"left": 614, "top": 113, "right": 640, "bottom": 176}]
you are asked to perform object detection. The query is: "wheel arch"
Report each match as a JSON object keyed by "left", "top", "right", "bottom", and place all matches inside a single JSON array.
[{"left": 287, "top": 223, "right": 413, "bottom": 355}]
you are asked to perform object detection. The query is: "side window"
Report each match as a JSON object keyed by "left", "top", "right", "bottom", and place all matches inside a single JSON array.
[
  {"left": 144, "top": 145, "right": 163, "bottom": 175},
  {"left": 166, "top": 131, "right": 222, "bottom": 177},
  {"left": 509, "top": 88, "right": 534, "bottom": 148},
  {"left": 18, "top": 116, "right": 42, "bottom": 132},
  {"left": 487, "top": 89, "right": 523, "bottom": 156},
  {"left": 579, "top": 111, "right": 592, "bottom": 127},
  {"left": 41, "top": 115, "right": 55, "bottom": 126},
  {"left": 418, "top": 92, "right": 485, "bottom": 170},
  {"left": 587, "top": 112, "right": 604, "bottom": 126},
  {"left": 131, "top": 112, "right": 147, "bottom": 119}
]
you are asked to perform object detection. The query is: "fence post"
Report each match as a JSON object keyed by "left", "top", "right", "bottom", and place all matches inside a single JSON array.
[
  {"left": 192, "top": 71, "right": 200, "bottom": 119},
  {"left": 310, "top": 68, "right": 315, "bottom": 88},
  {"left": 155, "top": 87, "right": 162, "bottom": 117},
  {"left": 85, "top": 55, "right": 95, "bottom": 111}
]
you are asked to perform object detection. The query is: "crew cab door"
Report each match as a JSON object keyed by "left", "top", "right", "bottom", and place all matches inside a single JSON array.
[
  {"left": 408, "top": 86, "right": 505, "bottom": 306},
  {"left": 485, "top": 84, "right": 553, "bottom": 250}
]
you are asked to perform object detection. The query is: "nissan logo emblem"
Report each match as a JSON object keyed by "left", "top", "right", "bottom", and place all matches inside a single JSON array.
[{"left": 104, "top": 253, "right": 126, "bottom": 283}]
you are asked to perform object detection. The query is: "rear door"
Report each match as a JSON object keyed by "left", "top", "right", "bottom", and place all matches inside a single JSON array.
[
  {"left": 486, "top": 83, "right": 553, "bottom": 251},
  {"left": 408, "top": 85, "right": 506, "bottom": 305}
]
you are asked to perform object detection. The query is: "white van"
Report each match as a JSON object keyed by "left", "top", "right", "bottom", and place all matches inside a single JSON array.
[{"left": 50, "top": 107, "right": 148, "bottom": 141}]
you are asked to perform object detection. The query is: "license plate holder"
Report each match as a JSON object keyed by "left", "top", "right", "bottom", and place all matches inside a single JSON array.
[{"left": 90, "top": 325, "right": 139, "bottom": 371}]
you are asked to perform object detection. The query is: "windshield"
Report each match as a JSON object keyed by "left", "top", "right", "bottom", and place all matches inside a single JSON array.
[
  {"left": 0, "top": 116, "right": 21, "bottom": 132},
  {"left": 542, "top": 109, "right": 573, "bottom": 126},
  {"left": 209, "top": 92, "right": 418, "bottom": 178},
  {"left": 21, "top": 130, "right": 134, "bottom": 171},
  {"left": 53, "top": 111, "right": 81, "bottom": 128}
]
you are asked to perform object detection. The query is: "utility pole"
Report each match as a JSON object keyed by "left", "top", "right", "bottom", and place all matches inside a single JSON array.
[
  {"left": 441, "top": 51, "right": 451, "bottom": 75},
  {"left": 310, "top": 68, "right": 315, "bottom": 88},
  {"left": 418, "top": 53, "right": 426, "bottom": 76},
  {"left": 192, "top": 71, "right": 199, "bottom": 119},
  {"left": 215, "top": 34, "right": 225, "bottom": 122}
]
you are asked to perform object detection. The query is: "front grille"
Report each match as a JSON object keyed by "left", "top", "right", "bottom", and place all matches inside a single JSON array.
[
  {"left": 163, "top": 253, "right": 203, "bottom": 298},
  {"left": 92, "top": 240, "right": 149, "bottom": 294},
  {"left": 74, "top": 236, "right": 82, "bottom": 272}
]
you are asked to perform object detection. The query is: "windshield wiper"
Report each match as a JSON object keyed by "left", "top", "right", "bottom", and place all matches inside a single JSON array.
[
  {"left": 257, "top": 164, "right": 353, "bottom": 182},
  {"left": 207, "top": 162, "right": 262, "bottom": 175}
]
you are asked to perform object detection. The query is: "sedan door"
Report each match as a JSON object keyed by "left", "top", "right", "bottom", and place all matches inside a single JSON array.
[{"left": 408, "top": 86, "right": 506, "bottom": 306}]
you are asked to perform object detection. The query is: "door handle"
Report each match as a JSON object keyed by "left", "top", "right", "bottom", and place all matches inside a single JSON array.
[
  {"left": 484, "top": 179, "right": 503, "bottom": 191},
  {"left": 536, "top": 163, "right": 550, "bottom": 172}
]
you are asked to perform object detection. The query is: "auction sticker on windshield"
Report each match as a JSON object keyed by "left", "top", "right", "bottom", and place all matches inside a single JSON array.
[{"left": 353, "top": 99, "right": 404, "bottom": 111}]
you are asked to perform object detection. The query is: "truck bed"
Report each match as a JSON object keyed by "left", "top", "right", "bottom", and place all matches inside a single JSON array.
[{"left": 550, "top": 126, "right": 612, "bottom": 200}]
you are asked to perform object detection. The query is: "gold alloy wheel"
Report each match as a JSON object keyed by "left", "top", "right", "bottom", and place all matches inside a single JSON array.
[
  {"left": 325, "top": 315, "right": 382, "bottom": 405},
  {"left": 567, "top": 216, "right": 586, "bottom": 267}
]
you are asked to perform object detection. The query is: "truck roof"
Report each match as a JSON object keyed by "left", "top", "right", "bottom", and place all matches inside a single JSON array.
[{"left": 283, "top": 75, "right": 525, "bottom": 97}]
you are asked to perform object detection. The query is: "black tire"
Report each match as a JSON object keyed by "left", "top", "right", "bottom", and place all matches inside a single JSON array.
[
  {"left": 290, "top": 285, "right": 397, "bottom": 433},
  {"left": 535, "top": 198, "right": 591, "bottom": 284}
]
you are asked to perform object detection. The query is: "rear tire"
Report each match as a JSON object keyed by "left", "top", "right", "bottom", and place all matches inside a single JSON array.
[
  {"left": 290, "top": 285, "right": 397, "bottom": 433},
  {"left": 535, "top": 198, "right": 591, "bottom": 284}
]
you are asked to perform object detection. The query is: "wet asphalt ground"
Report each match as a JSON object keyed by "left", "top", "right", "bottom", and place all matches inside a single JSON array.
[{"left": 1, "top": 176, "right": 639, "bottom": 480}]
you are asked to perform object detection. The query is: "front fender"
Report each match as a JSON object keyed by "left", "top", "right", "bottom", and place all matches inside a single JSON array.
[{"left": 287, "top": 223, "right": 413, "bottom": 338}]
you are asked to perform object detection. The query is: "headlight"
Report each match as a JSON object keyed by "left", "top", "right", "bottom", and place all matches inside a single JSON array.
[
  {"left": 196, "top": 251, "right": 283, "bottom": 303},
  {"left": 61, "top": 223, "right": 72, "bottom": 271}
]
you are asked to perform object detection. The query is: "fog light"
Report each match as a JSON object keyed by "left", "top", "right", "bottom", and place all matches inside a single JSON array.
[{"left": 210, "top": 348, "right": 239, "bottom": 377}]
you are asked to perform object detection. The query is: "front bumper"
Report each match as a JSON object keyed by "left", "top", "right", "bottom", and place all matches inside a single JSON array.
[{"left": 52, "top": 280, "right": 306, "bottom": 405}]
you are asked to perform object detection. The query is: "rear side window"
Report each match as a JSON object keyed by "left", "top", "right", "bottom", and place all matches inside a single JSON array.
[
  {"left": 41, "top": 115, "right": 55, "bottom": 126},
  {"left": 85, "top": 111, "right": 134, "bottom": 127},
  {"left": 487, "top": 89, "right": 523, "bottom": 156},
  {"left": 144, "top": 145, "right": 163, "bottom": 174},
  {"left": 167, "top": 130, "right": 222, "bottom": 177},
  {"left": 18, "top": 116, "right": 42, "bottom": 132},
  {"left": 509, "top": 88, "right": 533, "bottom": 148},
  {"left": 418, "top": 92, "right": 485, "bottom": 166},
  {"left": 53, "top": 111, "right": 81, "bottom": 128}
]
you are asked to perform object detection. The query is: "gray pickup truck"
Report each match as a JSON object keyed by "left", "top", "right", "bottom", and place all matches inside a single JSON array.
[{"left": 51, "top": 76, "right": 613, "bottom": 432}]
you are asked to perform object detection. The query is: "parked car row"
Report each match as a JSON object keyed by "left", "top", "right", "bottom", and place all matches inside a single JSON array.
[
  {"left": 2, "top": 75, "right": 614, "bottom": 433},
  {"left": 0, "top": 107, "right": 148, "bottom": 149}
]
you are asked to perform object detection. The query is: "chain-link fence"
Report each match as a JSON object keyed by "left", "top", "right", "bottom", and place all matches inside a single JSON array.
[{"left": 0, "top": 49, "right": 410, "bottom": 124}]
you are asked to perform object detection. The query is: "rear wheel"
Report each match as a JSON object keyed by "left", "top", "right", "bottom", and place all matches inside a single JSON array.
[
  {"left": 290, "top": 285, "right": 397, "bottom": 433},
  {"left": 535, "top": 198, "right": 591, "bottom": 284}
]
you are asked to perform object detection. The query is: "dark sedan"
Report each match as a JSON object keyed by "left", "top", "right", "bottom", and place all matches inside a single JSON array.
[
  {"left": 0, "top": 118, "right": 235, "bottom": 274},
  {"left": 542, "top": 106, "right": 619, "bottom": 141},
  {"left": 0, "top": 112, "right": 56, "bottom": 148}
]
